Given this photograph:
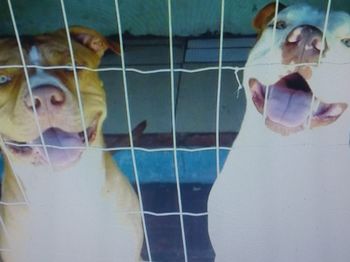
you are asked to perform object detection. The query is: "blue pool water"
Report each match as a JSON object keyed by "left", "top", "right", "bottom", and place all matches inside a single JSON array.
[{"left": 115, "top": 149, "right": 229, "bottom": 183}]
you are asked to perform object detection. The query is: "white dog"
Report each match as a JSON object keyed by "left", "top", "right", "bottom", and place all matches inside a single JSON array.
[{"left": 208, "top": 3, "right": 350, "bottom": 262}]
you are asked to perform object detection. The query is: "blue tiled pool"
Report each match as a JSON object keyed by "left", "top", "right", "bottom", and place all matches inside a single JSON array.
[{"left": 115, "top": 149, "right": 230, "bottom": 183}]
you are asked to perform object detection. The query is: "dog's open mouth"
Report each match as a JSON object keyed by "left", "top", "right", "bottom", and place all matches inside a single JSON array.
[
  {"left": 5, "top": 119, "right": 98, "bottom": 167},
  {"left": 249, "top": 73, "right": 347, "bottom": 135}
]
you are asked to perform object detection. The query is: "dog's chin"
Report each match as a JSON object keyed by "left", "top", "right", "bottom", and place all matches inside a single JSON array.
[
  {"left": 249, "top": 73, "right": 347, "bottom": 136},
  {"left": 4, "top": 118, "right": 99, "bottom": 168}
]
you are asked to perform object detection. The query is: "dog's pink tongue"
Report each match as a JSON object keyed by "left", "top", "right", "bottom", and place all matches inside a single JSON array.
[
  {"left": 266, "top": 85, "right": 312, "bottom": 127},
  {"left": 34, "top": 128, "right": 83, "bottom": 167}
]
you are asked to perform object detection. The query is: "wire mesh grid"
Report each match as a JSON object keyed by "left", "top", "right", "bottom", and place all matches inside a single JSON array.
[{"left": 0, "top": 0, "right": 338, "bottom": 261}]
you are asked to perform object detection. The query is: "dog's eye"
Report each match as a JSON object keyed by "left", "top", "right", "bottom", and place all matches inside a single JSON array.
[
  {"left": 269, "top": 20, "right": 287, "bottom": 30},
  {"left": 0, "top": 75, "right": 11, "bottom": 85},
  {"left": 341, "top": 38, "right": 350, "bottom": 48},
  {"left": 275, "top": 20, "right": 287, "bottom": 30}
]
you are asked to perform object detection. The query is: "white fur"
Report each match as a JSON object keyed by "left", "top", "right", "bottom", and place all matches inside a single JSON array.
[
  {"left": 28, "top": 46, "right": 67, "bottom": 92},
  {"left": 28, "top": 47, "right": 41, "bottom": 66},
  {"left": 2, "top": 149, "right": 140, "bottom": 262},
  {"left": 29, "top": 70, "right": 67, "bottom": 92},
  {"left": 208, "top": 4, "right": 350, "bottom": 262}
]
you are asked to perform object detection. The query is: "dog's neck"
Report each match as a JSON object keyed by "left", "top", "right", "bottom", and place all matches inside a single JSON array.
[
  {"left": 4, "top": 148, "right": 107, "bottom": 205},
  {"left": 235, "top": 98, "right": 350, "bottom": 147}
]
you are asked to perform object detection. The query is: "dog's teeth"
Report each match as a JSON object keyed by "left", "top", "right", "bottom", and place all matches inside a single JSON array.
[{"left": 312, "top": 99, "right": 320, "bottom": 113}]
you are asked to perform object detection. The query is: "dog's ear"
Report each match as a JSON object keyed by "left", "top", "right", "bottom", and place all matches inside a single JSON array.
[
  {"left": 68, "top": 26, "right": 120, "bottom": 57},
  {"left": 253, "top": 2, "right": 286, "bottom": 34}
]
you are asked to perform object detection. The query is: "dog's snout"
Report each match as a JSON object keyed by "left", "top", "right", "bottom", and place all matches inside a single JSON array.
[
  {"left": 283, "top": 25, "right": 327, "bottom": 64},
  {"left": 287, "top": 26, "right": 324, "bottom": 50},
  {"left": 24, "top": 85, "right": 66, "bottom": 113}
]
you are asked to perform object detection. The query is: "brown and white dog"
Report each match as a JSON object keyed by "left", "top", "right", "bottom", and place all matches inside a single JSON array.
[
  {"left": 0, "top": 27, "right": 143, "bottom": 261},
  {"left": 208, "top": 3, "right": 350, "bottom": 262}
]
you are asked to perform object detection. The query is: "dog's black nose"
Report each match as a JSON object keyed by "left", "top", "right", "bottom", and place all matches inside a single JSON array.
[
  {"left": 283, "top": 25, "right": 327, "bottom": 64},
  {"left": 24, "top": 85, "right": 66, "bottom": 114}
]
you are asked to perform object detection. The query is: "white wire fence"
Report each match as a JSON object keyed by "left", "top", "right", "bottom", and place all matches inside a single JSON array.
[{"left": 0, "top": 0, "right": 337, "bottom": 261}]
